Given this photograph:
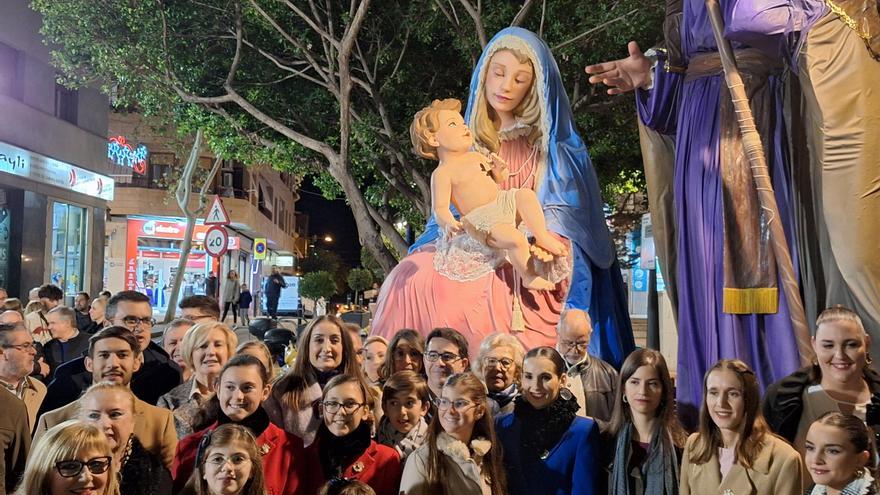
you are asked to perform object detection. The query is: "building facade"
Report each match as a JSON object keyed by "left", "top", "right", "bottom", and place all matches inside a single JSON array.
[
  {"left": 105, "top": 111, "right": 307, "bottom": 313},
  {"left": 0, "top": 0, "right": 113, "bottom": 302}
]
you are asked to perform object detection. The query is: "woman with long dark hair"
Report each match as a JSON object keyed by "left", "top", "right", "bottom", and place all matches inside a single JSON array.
[
  {"left": 606, "top": 348, "right": 686, "bottom": 494},
  {"left": 264, "top": 315, "right": 363, "bottom": 446}
]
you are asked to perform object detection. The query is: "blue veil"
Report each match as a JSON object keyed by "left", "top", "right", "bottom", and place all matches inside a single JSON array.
[{"left": 410, "top": 27, "right": 616, "bottom": 312}]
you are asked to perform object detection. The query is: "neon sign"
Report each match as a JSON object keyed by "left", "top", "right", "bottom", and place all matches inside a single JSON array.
[{"left": 107, "top": 136, "right": 148, "bottom": 175}]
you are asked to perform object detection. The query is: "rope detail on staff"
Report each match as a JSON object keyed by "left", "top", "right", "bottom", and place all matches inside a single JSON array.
[{"left": 705, "top": 0, "right": 815, "bottom": 365}]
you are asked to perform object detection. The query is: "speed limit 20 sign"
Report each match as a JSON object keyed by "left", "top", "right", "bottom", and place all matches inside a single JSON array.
[{"left": 204, "top": 226, "right": 229, "bottom": 257}]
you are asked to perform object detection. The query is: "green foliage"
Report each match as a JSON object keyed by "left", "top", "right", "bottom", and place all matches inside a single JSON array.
[
  {"left": 360, "top": 246, "right": 385, "bottom": 282},
  {"left": 33, "top": 0, "right": 663, "bottom": 259},
  {"left": 299, "top": 271, "right": 337, "bottom": 300},
  {"left": 347, "top": 268, "right": 374, "bottom": 294}
]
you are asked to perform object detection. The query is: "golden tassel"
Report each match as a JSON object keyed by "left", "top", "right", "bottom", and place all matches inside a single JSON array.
[{"left": 511, "top": 295, "right": 525, "bottom": 332}]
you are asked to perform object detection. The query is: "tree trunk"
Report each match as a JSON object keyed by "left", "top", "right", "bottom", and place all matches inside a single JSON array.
[{"left": 328, "top": 162, "right": 398, "bottom": 274}]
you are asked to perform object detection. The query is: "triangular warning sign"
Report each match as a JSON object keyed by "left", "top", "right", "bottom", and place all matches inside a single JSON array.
[{"left": 205, "top": 195, "right": 231, "bottom": 225}]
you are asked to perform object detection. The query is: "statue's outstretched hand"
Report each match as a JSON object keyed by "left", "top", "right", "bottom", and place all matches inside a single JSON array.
[{"left": 584, "top": 41, "right": 652, "bottom": 95}]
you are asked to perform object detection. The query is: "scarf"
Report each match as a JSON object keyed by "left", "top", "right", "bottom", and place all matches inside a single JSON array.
[
  {"left": 610, "top": 423, "right": 679, "bottom": 495},
  {"left": 489, "top": 383, "right": 519, "bottom": 411},
  {"left": 317, "top": 369, "right": 342, "bottom": 389},
  {"left": 217, "top": 406, "right": 271, "bottom": 438},
  {"left": 376, "top": 415, "right": 429, "bottom": 459},
  {"left": 318, "top": 422, "right": 372, "bottom": 478},
  {"left": 513, "top": 394, "right": 578, "bottom": 458}
]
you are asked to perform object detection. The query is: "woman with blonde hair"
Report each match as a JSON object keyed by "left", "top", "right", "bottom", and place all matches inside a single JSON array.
[
  {"left": 473, "top": 332, "right": 525, "bottom": 416},
  {"left": 681, "top": 359, "right": 804, "bottom": 494},
  {"left": 264, "top": 315, "right": 363, "bottom": 446},
  {"left": 764, "top": 306, "right": 880, "bottom": 453},
  {"left": 78, "top": 382, "right": 171, "bottom": 494},
  {"left": 237, "top": 340, "right": 279, "bottom": 379},
  {"left": 158, "top": 321, "right": 238, "bottom": 438},
  {"left": 16, "top": 420, "right": 119, "bottom": 495}
]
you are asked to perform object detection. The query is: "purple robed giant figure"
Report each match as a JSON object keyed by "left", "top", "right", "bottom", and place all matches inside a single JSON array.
[{"left": 589, "top": 0, "right": 807, "bottom": 422}]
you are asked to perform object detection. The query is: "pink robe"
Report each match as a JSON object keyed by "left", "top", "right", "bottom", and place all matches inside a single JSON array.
[{"left": 372, "top": 134, "right": 566, "bottom": 355}]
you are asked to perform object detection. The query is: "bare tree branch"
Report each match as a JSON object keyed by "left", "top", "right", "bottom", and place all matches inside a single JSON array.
[
  {"left": 336, "top": 0, "right": 371, "bottom": 165},
  {"left": 458, "top": 0, "right": 487, "bottom": 48},
  {"left": 280, "top": 0, "right": 341, "bottom": 50},
  {"left": 226, "top": 2, "right": 243, "bottom": 88},
  {"left": 510, "top": 0, "right": 536, "bottom": 26}
]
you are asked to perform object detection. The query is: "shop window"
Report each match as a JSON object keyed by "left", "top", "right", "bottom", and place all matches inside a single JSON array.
[{"left": 50, "top": 202, "right": 88, "bottom": 298}]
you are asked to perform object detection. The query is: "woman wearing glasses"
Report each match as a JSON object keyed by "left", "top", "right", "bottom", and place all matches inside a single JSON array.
[
  {"left": 308, "top": 374, "right": 401, "bottom": 495},
  {"left": 171, "top": 354, "right": 306, "bottom": 495},
  {"left": 473, "top": 333, "right": 525, "bottom": 416},
  {"left": 495, "top": 347, "right": 601, "bottom": 495},
  {"left": 399, "top": 371, "right": 507, "bottom": 495},
  {"left": 15, "top": 420, "right": 118, "bottom": 495},
  {"left": 78, "top": 382, "right": 171, "bottom": 495},
  {"left": 158, "top": 322, "right": 238, "bottom": 438},
  {"left": 265, "top": 315, "right": 362, "bottom": 447},
  {"left": 180, "top": 423, "right": 266, "bottom": 495}
]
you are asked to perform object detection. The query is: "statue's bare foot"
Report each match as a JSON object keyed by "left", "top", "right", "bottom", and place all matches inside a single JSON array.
[
  {"left": 534, "top": 232, "right": 568, "bottom": 257},
  {"left": 522, "top": 273, "right": 555, "bottom": 291}
]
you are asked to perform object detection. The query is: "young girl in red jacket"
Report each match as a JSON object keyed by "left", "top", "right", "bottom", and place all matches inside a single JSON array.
[
  {"left": 307, "top": 374, "right": 402, "bottom": 495},
  {"left": 172, "top": 354, "right": 307, "bottom": 495}
]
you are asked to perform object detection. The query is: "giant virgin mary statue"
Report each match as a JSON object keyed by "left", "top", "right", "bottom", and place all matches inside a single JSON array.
[{"left": 372, "top": 28, "right": 634, "bottom": 368}]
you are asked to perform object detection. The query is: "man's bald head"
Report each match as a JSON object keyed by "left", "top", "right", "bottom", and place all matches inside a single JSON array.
[{"left": 0, "top": 310, "right": 23, "bottom": 325}]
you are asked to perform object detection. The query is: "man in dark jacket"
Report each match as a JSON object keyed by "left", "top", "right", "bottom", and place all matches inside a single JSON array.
[
  {"left": 264, "top": 266, "right": 287, "bottom": 319},
  {"left": 205, "top": 272, "right": 219, "bottom": 299}
]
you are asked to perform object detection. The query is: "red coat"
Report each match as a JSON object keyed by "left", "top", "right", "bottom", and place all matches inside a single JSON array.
[
  {"left": 306, "top": 439, "right": 402, "bottom": 495},
  {"left": 172, "top": 421, "right": 306, "bottom": 495}
]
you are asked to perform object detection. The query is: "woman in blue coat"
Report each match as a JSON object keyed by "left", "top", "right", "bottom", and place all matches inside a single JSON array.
[{"left": 495, "top": 346, "right": 601, "bottom": 495}]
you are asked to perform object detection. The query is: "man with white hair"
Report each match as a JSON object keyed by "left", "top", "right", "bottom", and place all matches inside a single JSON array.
[
  {"left": 43, "top": 306, "right": 89, "bottom": 375},
  {"left": 556, "top": 309, "right": 618, "bottom": 424},
  {"left": 0, "top": 322, "right": 46, "bottom": 430}
]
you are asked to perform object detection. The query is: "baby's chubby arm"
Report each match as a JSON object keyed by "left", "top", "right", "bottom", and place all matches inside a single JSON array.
[{"left": 430, "top": 166, "right": 463, "bottom": 236}]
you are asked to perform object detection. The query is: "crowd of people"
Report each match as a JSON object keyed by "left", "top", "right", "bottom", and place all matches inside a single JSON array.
[{"left": 0, "top": 283, "right": 878, "bottom": 495}]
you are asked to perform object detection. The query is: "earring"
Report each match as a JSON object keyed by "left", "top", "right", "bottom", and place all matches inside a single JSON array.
[
  {"left": 559, "top": 387, "right": 573, "bottom": 401},
  {"left": 866, "top": 352, "right": 873, "bottom": 366},
  {"left": 623, "top": 395, "right": 628, "bottom": 404}
]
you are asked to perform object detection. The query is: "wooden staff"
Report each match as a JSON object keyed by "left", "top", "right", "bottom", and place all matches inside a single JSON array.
[{"left": 704, "top": 0, "right": 815, "bottom": 365}]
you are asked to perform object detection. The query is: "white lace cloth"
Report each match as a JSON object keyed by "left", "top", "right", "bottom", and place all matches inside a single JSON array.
[{"left": 433, "top": 226, "right": 572, "bottom": 283}]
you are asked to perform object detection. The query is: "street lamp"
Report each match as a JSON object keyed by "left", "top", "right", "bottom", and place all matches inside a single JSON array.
[{"left": 323, "top": 235, "right": 333, "bottom": 243}]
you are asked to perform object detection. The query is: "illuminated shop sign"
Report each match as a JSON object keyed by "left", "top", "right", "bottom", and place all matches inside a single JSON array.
[
  {"left": 0, "top": 141, "right": 115, "bottom": 201},
  {"left": 107, "top": 136, "right": 148, "bottom": 174}
]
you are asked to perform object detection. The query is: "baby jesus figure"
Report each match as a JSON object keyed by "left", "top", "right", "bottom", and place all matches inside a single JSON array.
[{"left": 411, "top": 98, "right": 568, "bottom": 291}]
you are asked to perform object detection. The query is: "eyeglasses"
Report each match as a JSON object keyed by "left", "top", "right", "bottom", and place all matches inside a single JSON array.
[
  {"left": 425, "top": 351, "right": 462, "bottom": 364},
  {"left": 121, "top": 316, "right": 156, "bottom": 330},
  {"left": 434, "top": 397, "right": 477, "bottom": 412},
  {"left": 2, "top": 342, "right": 36, "bottom": 352},
  {"left": 321, "top": 400, "right": 365, "bottom": 414},
  {"left": 560, "top": 339, "right": 588, "bottom": 353},
  {"left": 206, "top": 453, "right": 251, "bottom": 467},
  {"left": 483, "top": 357, "right": 514, "bottom": 370},
  {"left": 54, "top": 456, "right": 112, "bottom": 478}
]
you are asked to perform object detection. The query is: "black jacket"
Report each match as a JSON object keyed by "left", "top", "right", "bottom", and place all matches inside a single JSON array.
[
  {"left": 264, "top": 273, "right": 287, "bottom": 298},
  {"left": 763, "top": 364, "right": 880, "bottom": 443},
  {"left": 120, "top": 436, "right": 172, "bottom": 495}
]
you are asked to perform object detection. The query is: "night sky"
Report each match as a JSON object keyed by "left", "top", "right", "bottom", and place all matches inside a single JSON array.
[{"left": 295, "top": 177, "right": 361, "bottom": 269}]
